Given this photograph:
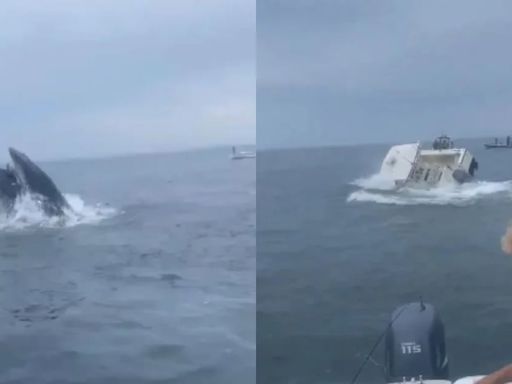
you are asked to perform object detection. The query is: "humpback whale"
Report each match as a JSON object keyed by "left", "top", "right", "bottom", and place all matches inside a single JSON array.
[{"left": 0, "top": 148, "right": 70, "bottom": 216}]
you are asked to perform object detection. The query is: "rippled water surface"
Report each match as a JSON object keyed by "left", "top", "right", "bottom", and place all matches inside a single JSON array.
[
  {"left": 0, "top": 148, "right": 255, "bottom": 384},
  {"left": 258, "top": 139, "right": 512, "bottom": 384}
]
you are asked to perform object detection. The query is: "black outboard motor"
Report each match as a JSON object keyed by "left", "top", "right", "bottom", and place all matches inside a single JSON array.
[
  {"left": 385, "top": 302, "right": 449, "bottom": 382},
  {"left": 469, "top": 158, "right": 478, "bottom": 176}
]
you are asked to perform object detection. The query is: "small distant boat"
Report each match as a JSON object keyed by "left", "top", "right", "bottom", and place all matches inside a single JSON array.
[
  {"left": 231, "top": 146, "right": 256, "bottom": 160},
  {"left": 379, "top": 135, "right": 478, "bottom": 188},
  {"left": 484, "top": 136, "right": 512, "bottom": 149}
]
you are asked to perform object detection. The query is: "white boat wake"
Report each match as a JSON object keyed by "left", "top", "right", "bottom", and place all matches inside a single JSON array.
[
  {"left": 347, "top": 173, "right": 512, "bottom": 206},
  {"left": 0, "top": 193, "right": 118, "bottom": 230}
]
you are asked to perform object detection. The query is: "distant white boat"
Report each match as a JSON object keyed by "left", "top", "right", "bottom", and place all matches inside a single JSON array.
[
  {"left": 379, "top": 135, "right": 478, "bottom": 189},
  {"left": 231, "top": 146, "right": 256, "bottom": 160}
]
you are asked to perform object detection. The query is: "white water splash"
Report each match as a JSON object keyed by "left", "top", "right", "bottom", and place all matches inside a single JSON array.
[
  {"left": 348, "top": 173, "right": 512, "bottom": 206},
  {"left": 350, "top": 173, "right": 397, "bottom": 191},
  {"left": 0, "top": 193, "right": 118, "bottom": 230}
]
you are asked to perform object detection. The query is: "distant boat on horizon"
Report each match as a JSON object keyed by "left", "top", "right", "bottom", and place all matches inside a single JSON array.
[
  {"left": 231, "top": 146, "right": 256, "bottom": 160},
  {"left": 484, "top": 136, "right": 512, "bottom": 149}
]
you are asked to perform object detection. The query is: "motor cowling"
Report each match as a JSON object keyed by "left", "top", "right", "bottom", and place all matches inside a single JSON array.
[
  {"left": 385, "top": 302, "right": 449, "bottom": 382},
  {"left": 469, "top": 158, "right": 478, "bottom": 176}
]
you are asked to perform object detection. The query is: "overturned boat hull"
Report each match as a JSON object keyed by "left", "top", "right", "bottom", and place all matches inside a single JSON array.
[{"left": 379, "top": 142, "right": 478, "bottom": 189}]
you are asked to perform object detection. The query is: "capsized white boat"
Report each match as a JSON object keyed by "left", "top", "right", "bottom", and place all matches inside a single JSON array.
[
  {"left": 379, "top": 135, "right": 478, "bottom": 189},
  {"left": 352, "top": 301, "right": 505, "bottom": 384},
  {"left": 231, "top": 146, "right": 256, "bottom": 160}
]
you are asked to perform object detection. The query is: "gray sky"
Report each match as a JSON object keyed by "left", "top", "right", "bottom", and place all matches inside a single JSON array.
[
  {"left": 258, "top": 0, "right": 512, "bottom": 149},
  {"left": 0, "top": 0, "right": 255, "bottom": 160}
]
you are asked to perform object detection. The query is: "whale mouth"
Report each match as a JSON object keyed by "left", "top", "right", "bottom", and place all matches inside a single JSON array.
[
  {"left": 0, "top": 148, "right": 70, "bottom": 217},
  {"left": 9, "top": 147, "right": 25, "bottom": 161}
]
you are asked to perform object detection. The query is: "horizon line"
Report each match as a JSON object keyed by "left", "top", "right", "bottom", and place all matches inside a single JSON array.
[
  {"left": 256, "top": 134, "right": 497, "bottom": 153},
  {"left": 0, "top": 143, "right": 256, "bottom": 164}
]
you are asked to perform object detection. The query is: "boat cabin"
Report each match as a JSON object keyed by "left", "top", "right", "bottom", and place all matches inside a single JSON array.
[{"left": 432, "top": 135, "right": 454, "bottom": 150}]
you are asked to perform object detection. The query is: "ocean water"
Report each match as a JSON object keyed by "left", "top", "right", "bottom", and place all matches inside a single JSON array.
[
  {"left": 258, "top": 138, "right": 512, "bottom": 384},
  {"left": 0, "top": 147, "right": 255, "bottom": 384}
]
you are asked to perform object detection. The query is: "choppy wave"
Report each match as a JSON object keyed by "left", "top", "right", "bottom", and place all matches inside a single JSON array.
[
  {"left": 0, "top": 193, "right": 118, "bottom": 230},
  {"left": 348, "top": 173, "right": 512, "bottom": 206}
]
